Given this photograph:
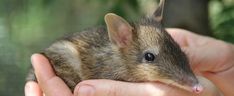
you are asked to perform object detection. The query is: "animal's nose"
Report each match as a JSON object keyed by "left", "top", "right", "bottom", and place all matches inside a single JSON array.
[
  {"left": 192, "top": 83, "right": 203, "bottom": 93},
  {"left": 179, "top": 76, "right": 203, "bottom": 93}
]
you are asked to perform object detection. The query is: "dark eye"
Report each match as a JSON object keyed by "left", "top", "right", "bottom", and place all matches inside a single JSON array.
[{"left": 144, "top": 52, "right": 155, "bottom": 62}]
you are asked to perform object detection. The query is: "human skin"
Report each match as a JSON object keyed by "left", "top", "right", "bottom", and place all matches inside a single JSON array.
[
  {"left": 24, "top": 28, "right": 234, "bottom": 96},
  {"left": 168, "top": 28, "right": 234, "bottom": 96}
]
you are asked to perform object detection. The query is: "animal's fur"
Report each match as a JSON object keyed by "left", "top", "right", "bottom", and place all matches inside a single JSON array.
[{"left": 26, "top": 0, "right": 199, "bottom": 91}]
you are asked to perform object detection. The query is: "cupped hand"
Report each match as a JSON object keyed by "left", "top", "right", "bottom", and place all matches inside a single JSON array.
[
  {"left": 25, "top": 28, "right": 233, "bottom": 96},
  {"left": 25, "top": 54, "right": 73, "bottom": 96},
  {"left": 25, "top": 54, "right": 219, "bottom": 96},
  {"left": 167, "top": 28, "right": 234, "bottom": 96},
  {"left": 167, "top": 28, "right": 234, "bottom": 73}
]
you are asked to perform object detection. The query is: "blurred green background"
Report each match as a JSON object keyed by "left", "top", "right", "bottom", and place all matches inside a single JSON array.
[{"left": 0, "top": 0, "right": 233, "bottom": 95}]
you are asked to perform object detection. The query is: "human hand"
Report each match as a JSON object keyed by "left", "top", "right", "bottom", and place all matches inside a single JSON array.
[
  {"left": 25, "top": 28, "right": 230, "bottom": 96},
  {"left": 25, "top": 54, "right": 73, "bottom": 96},
  {"left": 25, "top": 54, "right": 220, "bottom": 96},
  {"left": 167, "top": 28, "right": 234, "bottom": 96}
]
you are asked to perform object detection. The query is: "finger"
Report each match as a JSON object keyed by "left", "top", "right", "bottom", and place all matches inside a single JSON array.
[
  {"left": 166, "top": 28, "right": 215, "bottom": 73},
  {"left": 25, "top": 81, "right": 43, "bottom": 96},
  {"left": 166, "top": 28, "right": 210, "bottom": 47},
  {"left": 74, "top": 79, "right": 195, "bottom": 96},
  {"left": 166, "top": 28, "right": 201, "bottom": 73},
  {"left": 203, "top": 67, "right": 234, "bottom": 96},
  {"left": 166, "top": 28, "right": 189, "bottom": 47},
  {"left": 31, "top": 54, "right": 73, "bottom": 96},
  {"left": 196, "top": 76, "right": 222, "bottom": 96}
]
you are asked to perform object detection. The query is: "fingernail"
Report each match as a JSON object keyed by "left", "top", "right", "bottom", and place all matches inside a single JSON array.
[
  {"left": 25, "top": 83, "right": 31, "bottom": 96},
  {"left": 76, "top": 85, "right": 95, "bottom": 96},
  {"left": 31, "top": 54, "right": 38, "bottom": 68}
]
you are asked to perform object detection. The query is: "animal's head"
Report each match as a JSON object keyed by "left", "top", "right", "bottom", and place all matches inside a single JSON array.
[{"left": 104, "top": 0, "right": 203, "bottom": 93}]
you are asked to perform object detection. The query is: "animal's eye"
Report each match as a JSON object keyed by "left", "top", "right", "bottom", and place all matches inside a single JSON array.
[{"left": 144, "top": 52, "right": 155, "bottom": 62}]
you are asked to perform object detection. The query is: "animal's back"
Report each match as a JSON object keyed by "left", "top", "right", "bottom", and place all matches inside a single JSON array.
[
  {"left": 66, "top": 26, "right": 109, "bottom": 48},
  {"left": 28, "top": 26, "right": 112, "bottom": 90}
]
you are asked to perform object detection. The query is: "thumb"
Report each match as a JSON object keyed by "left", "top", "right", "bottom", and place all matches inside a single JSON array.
[{"left": 73, "top": 79, "right": 194, "bottom": 96}]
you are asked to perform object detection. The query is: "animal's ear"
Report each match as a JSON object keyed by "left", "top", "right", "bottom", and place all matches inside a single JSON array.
[
  {"left": 153, "top": 0, "right": 165, "bottom": 22},
  {"left": 104, "top": 13, "right": 133, "bottom": 48}
]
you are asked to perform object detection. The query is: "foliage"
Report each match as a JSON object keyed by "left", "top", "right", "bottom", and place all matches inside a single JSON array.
[{"left": 210, "top": 0, "right": 234, "bottom": 43}]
